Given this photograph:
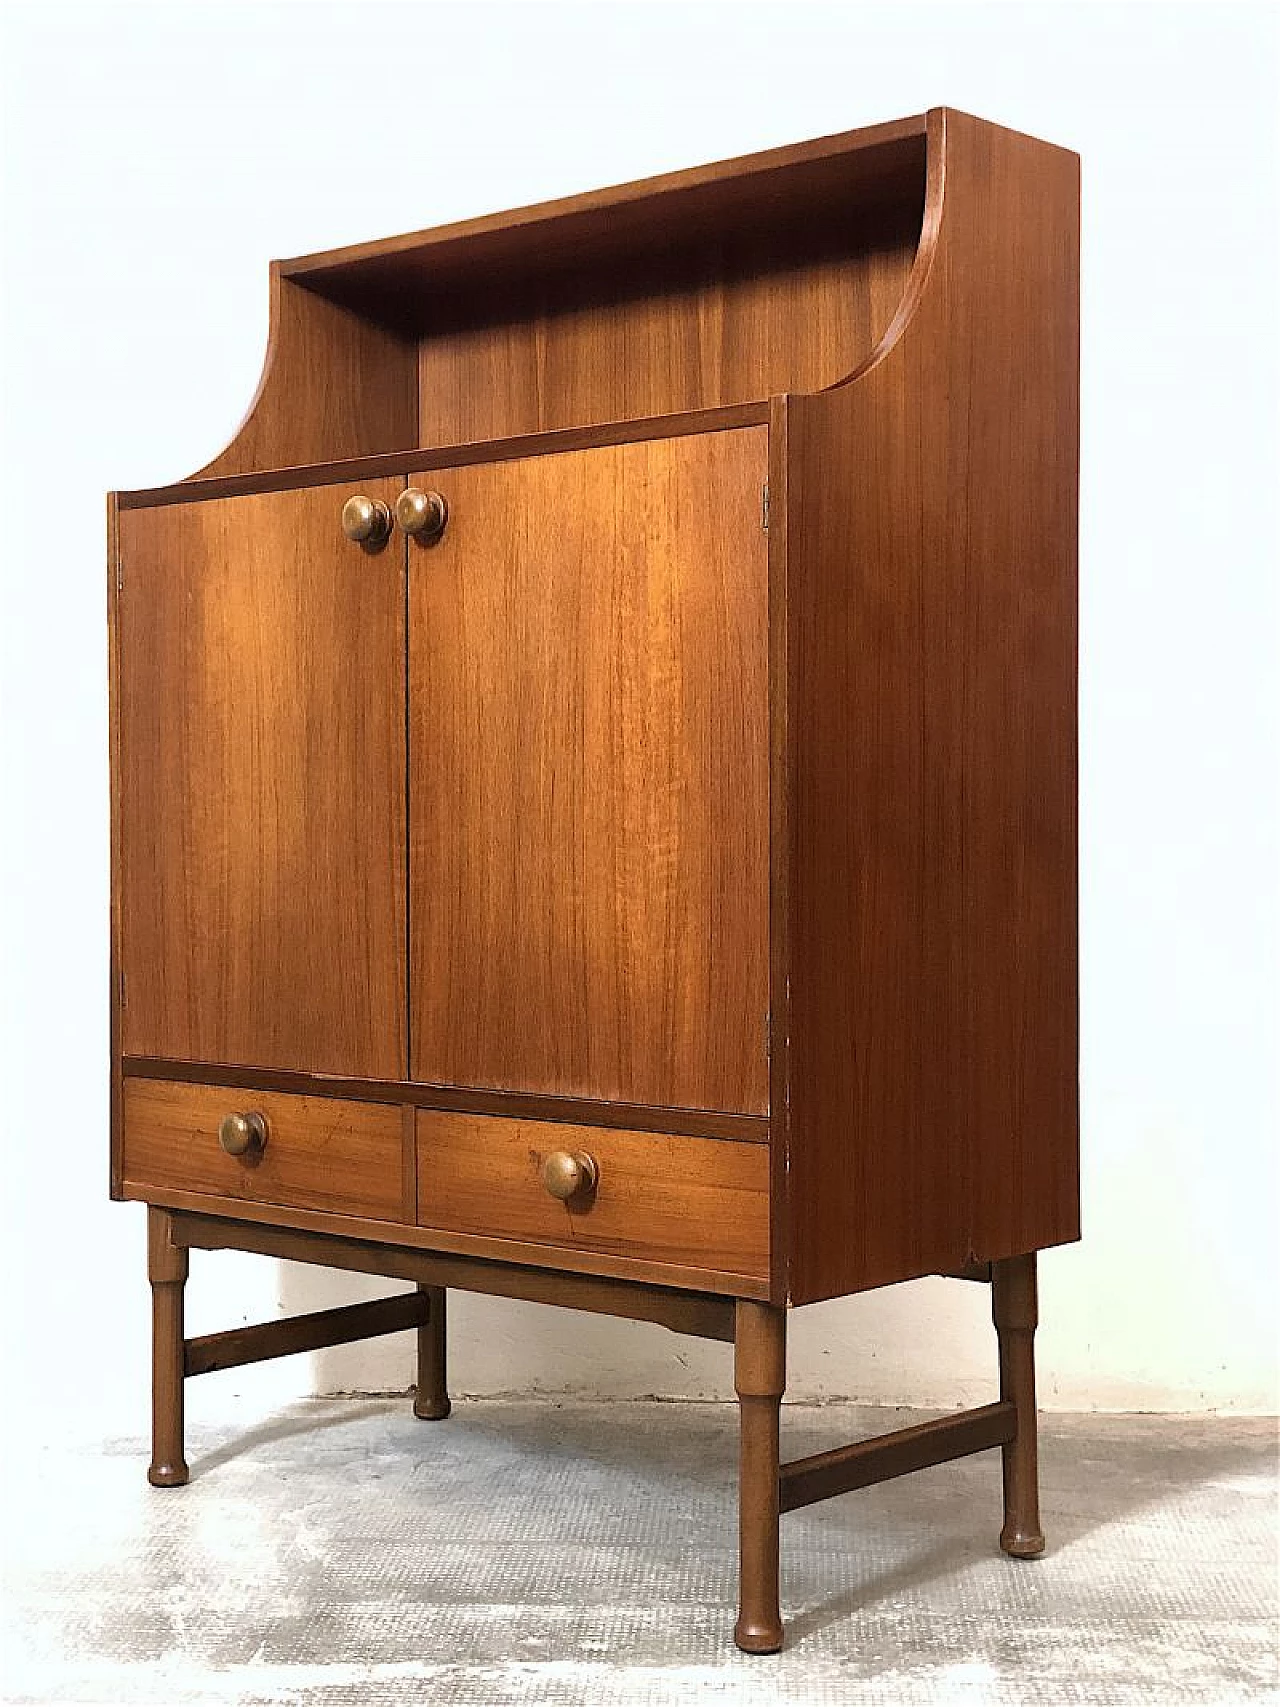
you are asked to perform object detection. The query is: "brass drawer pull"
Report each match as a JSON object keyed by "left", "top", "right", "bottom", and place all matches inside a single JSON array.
[
  {"left": 540, "top": 1149, "right": 598, "bottom": 1204},
  {"left": 396, "top": 488, "right": 448, "bottom": 542},
  {"left": 218, "top": 1111, "right": 268, "bottom": 1158}
]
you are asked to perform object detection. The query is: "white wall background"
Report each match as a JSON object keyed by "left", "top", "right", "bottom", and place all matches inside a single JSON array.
[{"left": 1, "top": 2, "right": 1276, "bottom": 1439}]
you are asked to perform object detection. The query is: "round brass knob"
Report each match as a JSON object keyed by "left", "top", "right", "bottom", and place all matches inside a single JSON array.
[
  {"left": 341, "top": 495, "right": 392, "bottom": 547},
  {"left": 218, "top": 1111, "right": 268, "bottom": 1158},
  {"left": 395, "top": 487, "right": 448, "bottom": 542},
  {"left": 540, "top": 1149, "right": 598, "bottom": 1203}
]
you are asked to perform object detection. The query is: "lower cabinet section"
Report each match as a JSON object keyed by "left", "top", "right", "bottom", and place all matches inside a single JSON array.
[
  {"left": 121, "top": 1078, "right": 770, "bottom": 1286},
  {"left": 416, "top": 1110, "right": 769, "bottom": 1281},
  {"left": 121, "top": 1079, "right": 406, "bottom": 1222}
]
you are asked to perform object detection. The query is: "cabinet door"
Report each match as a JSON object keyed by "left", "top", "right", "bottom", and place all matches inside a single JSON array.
[
  {"left": 409, "top": 429, "right": 769, "bottom": 1113},
  {"left": 119, "top": 481, "right": 406, "bottom": 1078}
]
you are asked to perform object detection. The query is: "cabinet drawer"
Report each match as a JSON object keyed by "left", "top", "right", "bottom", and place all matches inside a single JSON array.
[
  {"left": 416, "top": 1111, "right": 769, "bottom": 1280},
  {"left": 122, "top": 1078, "right": 405, "bottom": 1221}
]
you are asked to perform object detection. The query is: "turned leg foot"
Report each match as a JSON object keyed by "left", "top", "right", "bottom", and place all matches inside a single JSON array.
[
  {"left": 147, "top": 1208, "right": 189, "bottom": 1488},
  {"left": 992, "top": 1252, "right": 1045, "bottom": 1558},
  {"left": 413, "top": 1284, "right": 451, "bottom": 1420},
  {"left": 734, "top": 1299, "right": 785, "bottom": 1653}
]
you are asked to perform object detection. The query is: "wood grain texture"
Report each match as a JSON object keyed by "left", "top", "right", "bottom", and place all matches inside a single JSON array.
[
  {"left": 778, "top": 1401, "right": 1016, "bottom": 1513},
  {"left": 284, "top": 119, "right": 927, "bottom": 316},
  {"left": 173, "top": 1210, "right": 743, "bottom": 1335},
  {"left": 410, "top": 430, "right": 770, "bottom": 1113},
  {"left": 117, "top": 480, "right": 406, "bottom": 1079},
  {"left": 117, "top": 403, "right": 770, "bottom": 511},
  {"left": 146, "top": 1207, "right": 188, "bottom": 1486},
  {"left": 122, "top": 1056, "right": 768, "bottom": 1143},
  {"left": 414, "top": 216, "right": 918, "bottom": 443},
  {"left": 184, "top": 1291, "right": 430, "bottom": 1378},
  {"left": 128, "top": 1179, "right": 771, "bottom": 1296},
  {"left": 416, "top": 1111, "right": 769, "bottom": 1280},
  {"left": 779, "top": 109, "right": 1080, "bottom": 1303},
  {"left": 194, "top": 271, "right": 418, "bottom": 478},
  {"left": 766, "top": 398, "right": 791, "bottom": 1306},
  {"left": 177, "top": 123, "right": 924, "bottom": 483},
  {"left": 108, "top": 492, "right": 124, "bottom": 1200},
  {"left": 123, "top": 1078, "right": 405, "bottom": 1221},
  {"left": 734, "top": 1300, "right": 786, "bottom": 1653}
]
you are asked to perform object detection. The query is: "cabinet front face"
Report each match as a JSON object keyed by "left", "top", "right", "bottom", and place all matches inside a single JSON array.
[
  {"left": 409, "top": 429, "right": 770, "bottom": 1113},
  {"left": 118, "top": 480, "right": 407, "bottom": 1079}
]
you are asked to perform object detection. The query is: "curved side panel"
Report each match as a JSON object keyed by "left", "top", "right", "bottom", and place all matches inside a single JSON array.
[
  {"left": 829, "top": 105, "right": 948, "bottom": 389},
  {"left": 191, "top": 266, "right": 418, "bottom": 480},
  {"left": 779, "top": 109, "right": 1081, "bottom": 1303}
]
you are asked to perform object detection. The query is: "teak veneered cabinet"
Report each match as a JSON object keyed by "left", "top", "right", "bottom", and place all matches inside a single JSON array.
[{"left": 110, "top": 108, "right": 1079, "bottom": 1653}]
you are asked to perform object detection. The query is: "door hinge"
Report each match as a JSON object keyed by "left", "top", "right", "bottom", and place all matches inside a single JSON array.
[
  {"left": 119, "top": 971, "right": 127, "bottom": 1009},
  {"left": 115, "top": 556, "right": 123, "bottom": 596},
  {"left": 765, "top": 1009, "right": 771, "bottom": 1060},
  {"left": 761, "top": 483, "right": 770, "bottom": 531}
]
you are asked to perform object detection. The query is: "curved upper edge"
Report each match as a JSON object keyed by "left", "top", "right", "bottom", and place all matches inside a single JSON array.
[
  {"left": 187, "top": 263, "right": 287, "bottom": 483},
  {"left": 181, "top": 111, "right": 942, "bottom": 484},
  {"left": 823, "top": 106, "right": 948, "bottom": 393}
]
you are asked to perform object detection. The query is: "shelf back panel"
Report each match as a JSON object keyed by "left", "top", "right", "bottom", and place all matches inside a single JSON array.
[{"left": 413, "top": 203, "right": 922, "bottom": 442}]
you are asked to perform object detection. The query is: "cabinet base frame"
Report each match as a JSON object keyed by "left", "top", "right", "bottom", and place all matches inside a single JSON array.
[{"left": 145, "top": 1210, "right": 1045, "bottom": 1654}]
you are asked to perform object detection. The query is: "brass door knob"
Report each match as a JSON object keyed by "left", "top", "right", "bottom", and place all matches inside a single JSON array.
[
  {"left": 218, "top": 1111, "right": 268, "bottom": 1157},
  {"left": 540, "top": 1149, "right": 599, "bottom": 1203},
  {"left": 341, "top": 495, "right": 392, "bottom": 547},
  {"left": 396, "top": 487, "right": 448, "bottom": 542}
]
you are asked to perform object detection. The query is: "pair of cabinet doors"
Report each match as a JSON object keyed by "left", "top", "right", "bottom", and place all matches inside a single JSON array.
[{"left": 118, "top": 429, "right": 771, "bottom": 1116}]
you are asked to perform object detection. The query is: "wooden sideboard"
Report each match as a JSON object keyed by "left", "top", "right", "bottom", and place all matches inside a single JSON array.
[{"left": 109, "top": 107, "right": 1079, "bottom": 1653}]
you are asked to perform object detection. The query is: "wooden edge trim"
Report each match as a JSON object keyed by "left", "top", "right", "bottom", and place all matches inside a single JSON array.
[
  {"left": 184, "top": 1291, "right": 431, "bottom": 1378},
  {"left": 827, "top": 105, "right": 948, "bottom": 390},
  {"left": 766, "top": 393, "right": 791, "bottom": 1310},
  {"left": 186, "top": 261, "right": 286, "bottom": 481},
  {"left": 121, "top": 1057, "right": 768, "bottom": 1144},
  {"left": 125, "top": 1184, "right": 769, "bottom": 1300},
  {"left": 117, "top": 402, "right": 773, "bottom": 510},
  {"left": 278, "top": 117, "right": 929, "bottom": 278},
  {"left": 171, "top": 1210, "right": 738, "bottom": 1342},
  {"left": 779, "top": 1400, "right": 1017, "bottom": 1513},
  {"left": 107, "top": 490, "right": 124, "bottom": 1201}
]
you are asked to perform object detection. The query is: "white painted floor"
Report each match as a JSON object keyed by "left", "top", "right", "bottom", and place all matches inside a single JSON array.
[{"left": 2, "top": 1400, "right": 1276, "bottom": 1705}]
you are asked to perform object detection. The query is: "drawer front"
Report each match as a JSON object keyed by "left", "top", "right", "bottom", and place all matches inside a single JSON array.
[
  {"left": 417, "top": 1111, "right": 769, "bottom": 1280},
  {"left": 122, "top": 1078, "right": 405, "bottom": 1221}
]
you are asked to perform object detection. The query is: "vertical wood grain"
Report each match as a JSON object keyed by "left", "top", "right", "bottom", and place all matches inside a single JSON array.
[
  {"left": 409, "top": 430, "right": 770, "bottom": 1112},
  {"left": 119, "top": 481, "right": 407, "bottom": 1078},
  {"left": 416, "top": 221, "right": 919, "bottom": 444},
  {"left": 782, "top": 111, "right": 1081, "bottom": 1301},
  {"left": 108, "top": 491, "right": 124, "bottom": 1199},
  {"left": 194, "top": 272, "right": 418, "bottom": 478}
]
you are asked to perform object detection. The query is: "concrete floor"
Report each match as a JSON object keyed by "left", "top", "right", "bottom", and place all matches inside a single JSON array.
[{"left": 2, "top": 1400, "right": 1276, "bottom": 1705}]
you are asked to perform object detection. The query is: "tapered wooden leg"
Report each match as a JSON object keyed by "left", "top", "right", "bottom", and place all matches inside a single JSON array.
[
  {"left": 147, "top": 1208, "right": 189, "bottom": 1488},
  {"left": 992, "top": 1252, "right": 1045, "bottom": 1558},
  {"left": 413, "top": 1284, "right": 451, "bottom": 1420},
  {"left": 734, "top": 1300, "right": 786, "bottom": 1653}
]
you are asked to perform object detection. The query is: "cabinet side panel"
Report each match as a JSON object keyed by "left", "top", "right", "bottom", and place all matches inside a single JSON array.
[
  {"left": 784, "top": 113, "right": 1080, "bottom": 1302},
  {"left": 193, "top": 275, "right": 419, "bottom": 480}
]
